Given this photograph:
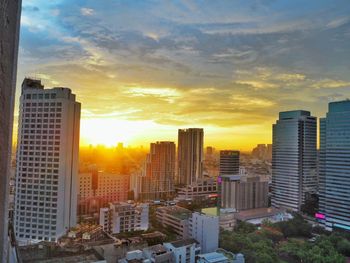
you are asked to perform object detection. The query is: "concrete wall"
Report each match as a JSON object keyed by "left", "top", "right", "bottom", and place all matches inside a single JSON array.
[{"left": 0, "top": 0, "right": 21, "bottom": 260}]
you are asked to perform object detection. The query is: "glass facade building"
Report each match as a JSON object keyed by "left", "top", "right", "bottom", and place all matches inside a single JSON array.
[
  {"left": 272, "top": 110, "right": 317, "bottom": 211},
  {"left": 318, "top": 100, "right": 350, "bottom": 231}
]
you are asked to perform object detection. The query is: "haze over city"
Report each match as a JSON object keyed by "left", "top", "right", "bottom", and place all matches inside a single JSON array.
[{"left": 16, "top": 0, "right": 350, "bottom": 150}]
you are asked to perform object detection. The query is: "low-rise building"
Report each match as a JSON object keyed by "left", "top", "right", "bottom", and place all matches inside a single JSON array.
[
  {"left": 220, "top": 176, "right": 268, "bottom": 211},
  {"left": 119, "top": 245, "right": 173, "bottom": 263},
  {"left": 100, "top": 202, "right": 149, "bottom": 234},
  {"left": 175, "top": 179, "right": 217, "bottom": 202},
  {"left": 156, "top": 206, "right": 192, "bottom": 238},
  {"left": 190, "top": 213, "right": 219, "bottom": 253},
  {"left": 67, "top": 224, "right": 104, "bottom": 242},
  {"left": 163, "top": 239, "right": 201, "bottom": 263},
  {"left": 197, "top": 252, "right": 229, "bottom": 263},
  {"left": 234, "top": 207, "right": 291, "bottom": 225}
]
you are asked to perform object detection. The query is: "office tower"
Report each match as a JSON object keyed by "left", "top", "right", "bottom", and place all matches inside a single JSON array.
[
  {"left": 99, "top": 202, "right": 149, "bottom": 234},
  {"left": 219, "top": 150, "right": 239, "bottom": 176},
  {"left": 190, "top": 212, "right": 219, "bottom": 253},
  {"left": 178, "top": 128, "right": 204, "bottom": 185},
  {"left": 221, "top": 175, "right": 268, "bottom": 211},
  {"left": 0, "top": 0, "right": 21, "bottom": 260},
  {"left": 272, "top": 110, "right": 317, "bottom": 211},
  {"left": 140, "top": 141, "right": 176, "bottom": 200},
  {"left": 78, "top": 171, "right": 129, "bottom": 215},
  {"left": 14, "top": 78, "right": 81, "bottom": 244},
  {"left": 318, "top": 100, "right": 350, "bottom": 231}
]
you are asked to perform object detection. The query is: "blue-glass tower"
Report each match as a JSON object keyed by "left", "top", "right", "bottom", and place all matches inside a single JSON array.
[
  {"left": 272, "top": 110, "right": 317, "bottom": 211},
  {"left": 318, "top": 100, "right": 350, "bottom": 231}
]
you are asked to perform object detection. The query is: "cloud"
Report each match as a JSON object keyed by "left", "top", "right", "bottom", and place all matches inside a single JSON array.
[
  {"left": 326, "top": 17, "right": 350, "bottom": 29},
  {"left": 311, "top": 79, "right": 350, "bottom": 89},
  {"left": 81, "top": 7, "right": 94, "bottom": 16},
  {"left": 16, "top": 0, "right": 350, "bottom": 149}
]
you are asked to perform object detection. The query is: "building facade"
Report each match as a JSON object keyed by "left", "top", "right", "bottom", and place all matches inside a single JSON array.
[
  {"left": 140, "top": 141, "right": 176, "bottom": 201},
  {"left": 189, "top": 212, "right": 219, "bottom": 254},
  {"left": 219, "top": 151, "right": 239, "bottom": 176},
  {"left": 221, "top": 175, "right": 268, "bottom": 211},
  {"left": 0, "top": 0, "right": 22, "bottom": 259},
  {"left": 99, "top": 202, "right": 149, "bottom": 234},
  {"left": 14, "top": 78, "right": 80, "bottom": 244},
  {"left": 163, "top": 239, "right": 201, "bottom": 263},
  {"left": 78, "top": 171, "right": 129, "bottom": 215},
  {"left": 178, "top": 129, "right": 204, "bottom": 185},
  {"left": 156, "top": 206, "right": 192, "bottom": 239},
  {"left": 272, "top": 110, "right": 317, "bottom": 211},
  {"left": 318, "top": 100, "right": 350, "bottom": 231},
  {"left": 175, "top": 178, "right": 217, "bottom": 202}
]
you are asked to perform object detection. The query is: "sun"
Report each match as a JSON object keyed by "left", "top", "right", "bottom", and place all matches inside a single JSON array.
[{"left": 80, "top": 118, "right": 142, "bottom": 147}]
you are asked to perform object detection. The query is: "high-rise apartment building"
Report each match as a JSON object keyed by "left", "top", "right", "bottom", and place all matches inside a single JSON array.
[
  {"left": 272, "top": 110, "right": 317, "bottom": 211},
  {"left": 0, "top": 0, "right": 21, "bottom": 259},
  {"left": 140, "top": 141, "right": 176, "bottom": 200},
  {"left": 318, "top": 100, "right": 350, "bottom": 231},
  {"left": 219, "top": 150, "right": 239, "bottom": 176},
  {"left": 178, "top": 128, "right": 204, "bottom": 185},
  {"left": 78, "top": 171, "right": 129, "bottom": 215},
  {"left": 14, "top": 78, "right": 81, "bottom": 244}
]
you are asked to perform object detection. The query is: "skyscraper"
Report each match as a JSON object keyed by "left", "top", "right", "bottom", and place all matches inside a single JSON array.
[
  {"left": 318, "top": 100, "right": 350, "bottom": 231},
  {"left": 0, "top": 0, "right": 21, "bottom": 260},
  {"left": 14, "top": 78, "right": 81, "bottom": 244},
  {"left": 272, "top": 110, "right": 317, "bottom": 211},
  {"left": 219, "top": 150, "right": 240, "bottom": 176},
  {"left": 140, "top": 141, "right": 176, "bottom": 200},
  {"left": 178, "top": 128, "right": 204, "bottom": 185}
]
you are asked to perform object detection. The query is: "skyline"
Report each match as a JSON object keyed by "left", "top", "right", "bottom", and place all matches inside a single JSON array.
[{"left": 16, "top": 0, "right": 350, "bottom": 150}]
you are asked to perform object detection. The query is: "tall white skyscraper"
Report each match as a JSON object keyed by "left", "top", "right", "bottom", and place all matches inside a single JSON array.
[
  {"left": 318, "top": 100, "right": 350, "bottom": 231},
  {"left": 178, "top": 128, "right": 204, "bottom": 185},
  {"left": 14, "top": 78, "right": 81, "bottom": 244},
  {"left": 272, "top": 110, "right": 317, "bottom": 211}
]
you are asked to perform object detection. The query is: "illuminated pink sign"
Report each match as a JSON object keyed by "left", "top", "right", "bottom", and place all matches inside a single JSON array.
[
  {"left": 315, "top": 213, "right": 326, "bottom": 219},
  {"left": 217, "top": 177, "right": 222, "bottom": 184}
]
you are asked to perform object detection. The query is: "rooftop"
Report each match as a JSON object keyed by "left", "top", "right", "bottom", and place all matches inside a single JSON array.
[
  {"left": 235, "top": 207, "right": 285, "bottom": 221},
  {"left": 167, "top": 238, "right": 198, "bottom": 248},
  {"left": 198, "top": 252, "right": 229, "bottom": 262},
  {"left": 18, "top": 244, "right": 105, "bottom": 263},
  {"left": 157, "top": 206, "right": 191, "bottom": 220},
  {"left": 279, "top": 110, "right": 311, "bottom": 120}
]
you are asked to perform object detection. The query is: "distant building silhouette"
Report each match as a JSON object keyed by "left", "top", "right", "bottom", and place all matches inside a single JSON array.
[{"left": 178, "top": 128, "right": 204, "bottom": 185}]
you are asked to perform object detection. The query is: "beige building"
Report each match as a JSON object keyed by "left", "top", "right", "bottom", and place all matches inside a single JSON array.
[
  {"left": 100, "top": 202, "right": 149, "bottom": 234},
  {"left": 221, "top": 175, "right": 268, "bottom": 211},
  {"left": 78, "top": 171, "right": 129, "bottom": 215}
]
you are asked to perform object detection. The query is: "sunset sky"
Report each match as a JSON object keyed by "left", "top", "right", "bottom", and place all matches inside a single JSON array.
[{"left": 17, "top": 0, "right": 350, "bottom": 151}]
